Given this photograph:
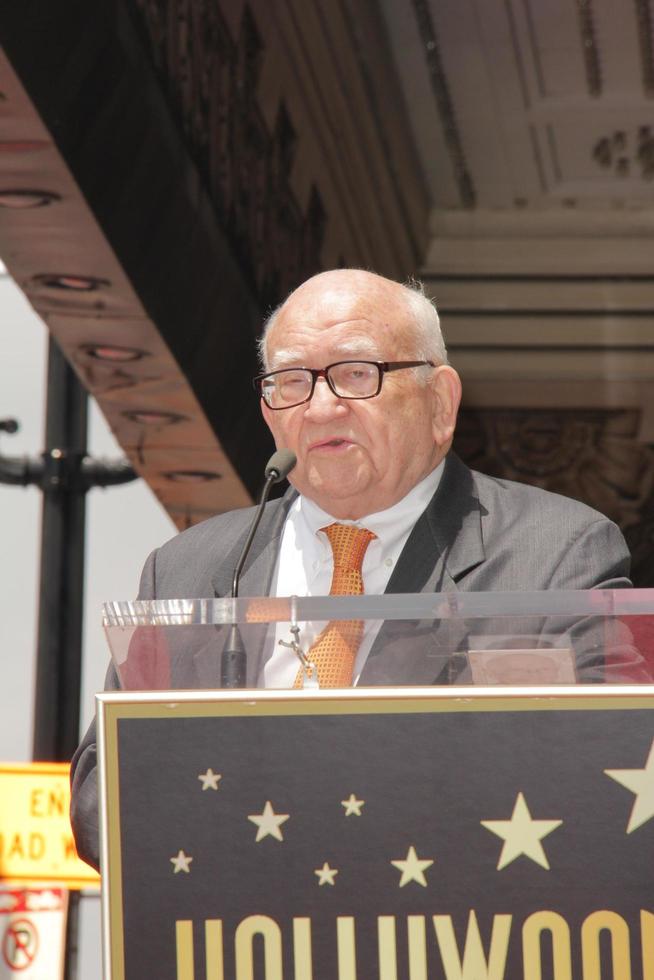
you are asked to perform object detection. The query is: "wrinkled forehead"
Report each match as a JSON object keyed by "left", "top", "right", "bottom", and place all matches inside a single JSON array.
[
  {"left": 280, "top": 282, "right": 383, "bottom": 324},
  {"left": 267, "top": 281, "right": 416, "bottom": 358}
]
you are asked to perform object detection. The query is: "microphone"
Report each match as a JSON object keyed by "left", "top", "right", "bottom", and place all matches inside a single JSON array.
[
  {"left": 221, "top": 449, "right": 297, "bottom": 688},
  {"left": 263, "top": 448, "right": 297, "bottom": 485}
]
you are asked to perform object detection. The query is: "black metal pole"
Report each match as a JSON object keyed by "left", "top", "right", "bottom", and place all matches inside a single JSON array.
[{"left": 32, "top": 338, "right": 88, "bottom": 763}]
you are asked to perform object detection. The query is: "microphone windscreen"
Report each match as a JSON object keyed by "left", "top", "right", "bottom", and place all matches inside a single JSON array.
[{"left": 265, "top": 449, "right": 297, "bottom": 483}]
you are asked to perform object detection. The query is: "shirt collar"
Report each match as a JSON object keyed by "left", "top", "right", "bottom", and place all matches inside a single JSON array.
[{"left": 297, "top": 460, "right": 445, "bottom": 542}]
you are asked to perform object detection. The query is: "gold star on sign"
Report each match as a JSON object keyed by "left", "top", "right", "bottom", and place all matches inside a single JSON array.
[
  {"left": 481, "top": 792, "right": 562, "bottom": 870},
  {"left": 341, "top": 793, "right": 364, "bottom": 816},
  {"left": 198, "top": 768, "right": 222, "bottom": 790},
  {"left": 391, "top": 845, "right": 433, "bottom": 887},
  {"left": 170, "top": 849, "right": 193, "bottom": 874},
  {"left": 247, "top": 801, "right": 290, "bottom": 842},
  {"left": 314, "top": 862, "right": 338, "bottom": 886},
  {"left": 605, "top": 738, "right": 654, "bottom": 833}
]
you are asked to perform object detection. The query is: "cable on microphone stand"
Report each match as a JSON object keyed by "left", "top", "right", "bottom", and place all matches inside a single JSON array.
[{"left": 220, "top": 449, "right": 296, "bottom": 688}]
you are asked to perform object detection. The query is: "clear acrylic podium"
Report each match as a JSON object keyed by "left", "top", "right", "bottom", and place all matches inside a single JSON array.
[
  {"left": 98, "top": 591, "right": 654, "bottom": 979},
  {"left": 102, "top": 589, "right": 654, "bottom": 689}
]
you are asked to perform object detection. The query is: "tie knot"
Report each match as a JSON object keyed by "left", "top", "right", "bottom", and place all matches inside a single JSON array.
[{"left": 322, "top": 523, "right": 376, "bottom": 572}]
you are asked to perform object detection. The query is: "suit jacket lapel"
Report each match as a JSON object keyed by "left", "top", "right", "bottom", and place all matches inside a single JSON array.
[
  {"left": 210, "top": 488, "right": 297, "bottom": 598},
  {"left": 361, "top": 454, "right": 486, "bottom": 684},
  {"left": 384, "top": 453, "right": 486, "bottom": 594}
]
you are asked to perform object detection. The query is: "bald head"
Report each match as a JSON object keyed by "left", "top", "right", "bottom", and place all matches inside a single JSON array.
[{"left": 259, "top": 269, "right": 447, "bottom": 371}]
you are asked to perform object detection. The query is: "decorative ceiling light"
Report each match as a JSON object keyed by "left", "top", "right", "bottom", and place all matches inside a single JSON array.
[
  {"left": 32, "top": 273, "right": 109, "bottom": 291},
  {"left": 79, "top": 344, "right": 148, "bottom": 362},
  {"left": 0, "top": 141, "right": 49, "bottom": 154},
  {"left": 163, "top": 470, "right": 222, "bottom": 483},
  {"left": 123, "top": 410, "right": 186, "bottom": 426},
  {"left": 0, "top": 189, "right": 60, "bottom": 208}
]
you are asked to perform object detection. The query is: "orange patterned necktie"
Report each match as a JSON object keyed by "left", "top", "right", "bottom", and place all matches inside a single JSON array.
[{"left": 294, "top": 522, "right": 376, "bottom": 688}]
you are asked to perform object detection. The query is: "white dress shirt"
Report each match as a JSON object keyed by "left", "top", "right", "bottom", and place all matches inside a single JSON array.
[{"left": 261, "top": 461, "right": 444, "bottom": 687}]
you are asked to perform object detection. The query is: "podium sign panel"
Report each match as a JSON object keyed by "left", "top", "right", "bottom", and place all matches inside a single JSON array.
[{"left": 99, "top": 687, "right": 654, "bottom": 980}]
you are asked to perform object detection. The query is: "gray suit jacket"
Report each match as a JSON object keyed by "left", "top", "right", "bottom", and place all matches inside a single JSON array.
[{"left": 69, "top": 453, "right": 634, "bottom": 868}]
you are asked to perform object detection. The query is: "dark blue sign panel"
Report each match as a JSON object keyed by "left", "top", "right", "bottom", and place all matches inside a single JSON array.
[{"left": 101, "top": 692, "right": 654, "bottom": 979}]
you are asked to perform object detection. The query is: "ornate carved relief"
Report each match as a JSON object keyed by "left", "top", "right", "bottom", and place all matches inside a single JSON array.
[
  {"left": 592, "top": 127, "right": 654, "bottom": 180},
  {"left": 131, "top": 0, "right": 326, "bottom": 308},
  {"left": 454, "top": 407, "right": 654, "bottom": 586}
]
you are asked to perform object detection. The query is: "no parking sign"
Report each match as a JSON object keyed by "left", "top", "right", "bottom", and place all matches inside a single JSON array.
[{"left": 0, "top": 888, "right": 67, "bottom": 979}]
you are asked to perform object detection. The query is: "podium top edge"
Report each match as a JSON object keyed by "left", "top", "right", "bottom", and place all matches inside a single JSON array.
[
  {"left": 95, "top": 684, "right": 654, "bottom": 705},
  {"left": 102, "top": 589, "right": 654, "bottom": 626}
]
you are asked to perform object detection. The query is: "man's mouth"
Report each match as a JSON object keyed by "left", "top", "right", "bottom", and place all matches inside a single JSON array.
[{"left": 310, "top": 437, "right": 352, "bottom": 450}]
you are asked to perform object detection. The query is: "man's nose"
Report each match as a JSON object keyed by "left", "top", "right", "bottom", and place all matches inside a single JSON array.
[{"left": 304, "top": 376, "right": 345, "bottom": 416}]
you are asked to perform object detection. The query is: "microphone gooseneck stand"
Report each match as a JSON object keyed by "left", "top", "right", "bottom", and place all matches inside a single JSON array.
[{"left": 220, "top": 449, "right": 297, "bottom": 689}]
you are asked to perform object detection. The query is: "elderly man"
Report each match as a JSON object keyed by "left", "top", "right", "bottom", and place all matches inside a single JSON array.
[{"left": 70, "top": 268, "right": 634, "bottom": 867}]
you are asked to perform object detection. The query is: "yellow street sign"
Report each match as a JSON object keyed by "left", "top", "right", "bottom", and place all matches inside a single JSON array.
[{"left": 0, "top": 763, "right": 100, "bottom": 889}]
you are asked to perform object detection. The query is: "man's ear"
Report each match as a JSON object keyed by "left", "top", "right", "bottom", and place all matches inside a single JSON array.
[{"left": 431, "top": 366, "right": 462, "bottom": 450}]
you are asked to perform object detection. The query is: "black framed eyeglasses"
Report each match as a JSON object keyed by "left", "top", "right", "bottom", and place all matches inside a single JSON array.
[{"left": 253, "top": 360, "right": 434, "bottom": 410}]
